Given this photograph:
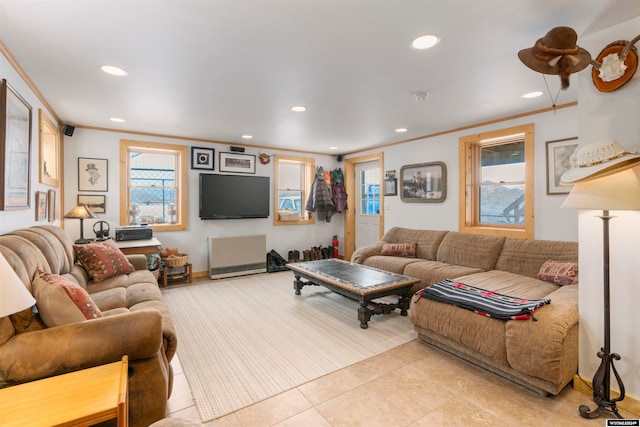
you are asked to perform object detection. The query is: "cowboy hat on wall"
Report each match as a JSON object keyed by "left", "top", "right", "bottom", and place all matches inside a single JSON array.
[{"left": 519, "top": 26, "right": 639, "bottom": 93}]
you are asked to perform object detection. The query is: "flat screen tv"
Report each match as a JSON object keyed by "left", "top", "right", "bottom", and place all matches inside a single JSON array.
[{"left": 199, "top": 174, "right": 270, "bottom": 219}]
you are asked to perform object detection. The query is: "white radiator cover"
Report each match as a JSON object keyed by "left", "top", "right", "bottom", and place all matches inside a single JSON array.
[{"left": 208, "top": 235, "right": 267, "bottom": 279}]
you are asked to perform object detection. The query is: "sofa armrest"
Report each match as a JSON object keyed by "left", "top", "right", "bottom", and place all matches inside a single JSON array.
[
  {"left": 0, "top": 310, "right": 163, "bottom": 387},
  {"left": 350, "top": 241, "right": 385, "bottom": 264},
  {"left": 126, "top": 254, "right": 149, "bottom": 271}
]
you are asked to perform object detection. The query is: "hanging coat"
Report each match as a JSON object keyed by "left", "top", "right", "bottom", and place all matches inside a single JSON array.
[
  {"left": 331, "top": 168, "right": 348, "bottom": 213},
  {"left": 306, "top": 167, "right": 335, "bottom": 222}
]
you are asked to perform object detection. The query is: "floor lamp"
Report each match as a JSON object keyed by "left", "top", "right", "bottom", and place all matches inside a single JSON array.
[{"left": 562, "top": 165, "right": 640, "bottom": 419}]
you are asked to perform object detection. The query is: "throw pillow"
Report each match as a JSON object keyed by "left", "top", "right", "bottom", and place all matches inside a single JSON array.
[
  {"left": 74, "top": 239, "right": 135, "bottom": 283},
  {"left": 536, "top": 259, "right": 579, "bottom": 286},
  {"left": 32, "top": 273, "right": 103, "bottom": 327},
  {"left": 380, "top": 243, "right": 417, "bottom": 258}
]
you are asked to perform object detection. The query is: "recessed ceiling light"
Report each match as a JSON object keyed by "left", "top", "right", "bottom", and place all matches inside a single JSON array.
[
  {"left": 329, "top": 146, "right": 338, "bottom": 150},
  {"left": 242, "top": 135, "right": 253, "bottom": 139},
  {"left": 291, "top": 106, "right": 307, "bottom": 112},
  {"left": 411, "top": 34, "right": 440, "bottom": 50},
  {"left": 395, "top": 128, "right": 408, "bottom": 133},
  {"left": 101, "top": 65, "right": 128, "bottom": 76},
  {"left": 109, "top": 117, "right": 125, "bottom": 123},
  {"left": 521, "top": 91, "right": 543, "bottom": 99}
]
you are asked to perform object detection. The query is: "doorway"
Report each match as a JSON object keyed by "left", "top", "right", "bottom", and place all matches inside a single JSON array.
[{"left": 343, "top": 152, "right": 384, "bottom": 261}]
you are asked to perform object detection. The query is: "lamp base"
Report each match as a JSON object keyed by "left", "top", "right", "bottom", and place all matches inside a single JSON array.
[
  {"left": 579, "top": 348, "right": 625, "bottom": 419},
  {"left": 74, "top": 238, "right": 92, "bottom": 244}
]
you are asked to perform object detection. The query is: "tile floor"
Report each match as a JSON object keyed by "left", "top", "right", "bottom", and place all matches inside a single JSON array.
[{"left": 165, "top": 339, "right": 636, "bottom": 426}]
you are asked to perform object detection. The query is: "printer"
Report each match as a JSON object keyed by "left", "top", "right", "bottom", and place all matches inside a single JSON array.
[{"left": 115, "top": 225, "right": 153, "bottom": 241}]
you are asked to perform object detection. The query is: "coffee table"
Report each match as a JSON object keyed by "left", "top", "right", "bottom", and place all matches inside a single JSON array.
[{"left": 287, "top": 258, "right": 420, "bottom": 328}]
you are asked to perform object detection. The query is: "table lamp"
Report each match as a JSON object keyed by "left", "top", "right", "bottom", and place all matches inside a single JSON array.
[
  {"left": 0, "top": 251, "right": 36, "bottom": 318},
  {"left": 562, "top": 164, "right": 640, "bottom": 419},
  {"left": 64, "top": 204, "right": 96, "bottom": 244}
]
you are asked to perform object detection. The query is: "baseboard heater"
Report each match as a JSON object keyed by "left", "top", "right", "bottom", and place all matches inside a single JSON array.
[{"left": 208, "top": 235, "right": 267, "bottom": 279}]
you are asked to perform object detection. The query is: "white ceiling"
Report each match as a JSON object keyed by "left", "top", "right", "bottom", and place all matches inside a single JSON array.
[{"left": 1, "top": 0, "right": 638, "bottom": 155}]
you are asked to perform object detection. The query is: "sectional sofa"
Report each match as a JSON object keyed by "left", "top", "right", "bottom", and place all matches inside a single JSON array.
[
  {"left": 351, "top": 227, "right": 579, "bottom": 396},
  {"left": 0, "top": 225, "right": 177, "bottom": 427}
]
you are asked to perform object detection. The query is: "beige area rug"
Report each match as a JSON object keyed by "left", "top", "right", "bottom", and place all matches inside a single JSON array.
[{"left": 161, "top": 271, "right": 417, "bottom": 422}]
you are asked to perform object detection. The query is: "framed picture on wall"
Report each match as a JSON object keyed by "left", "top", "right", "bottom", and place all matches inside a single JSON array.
[
  {"left": 400, "top": 161, "right": 447, "bottom": 202},
  {"left": 78, "top": 157, "right": 108, "bottom": 191},
  {"left": 77, "top": 194, "right": 106, "bottom": 214},
  {"left": 546, "top": 137, "right": 578, "bottom": 195},
  {"left": 384, "top": 177, "right": 397, "bottom": 196},
  {"left": 219, "top": 152, "right": 256, "bottom": 174},
  {"left": 47, "top": 189, "right": 56, "bottom": 221},
  {"left": 0, "top": 79, "right": 32, "bottom": 210},
  {"left": 191, "top": 147, "right": 215, "bottom": 170},
  {"left": 35, "top": 191, "right": 47, "bottom": 221}
]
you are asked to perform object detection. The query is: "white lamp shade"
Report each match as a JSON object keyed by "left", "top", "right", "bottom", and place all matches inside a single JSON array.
[
  {"left": 562, "top": 165, "right": 640, "bottom": 211},
  {"left": 0, "top": 252, "right": 36, "bottom": 317}
]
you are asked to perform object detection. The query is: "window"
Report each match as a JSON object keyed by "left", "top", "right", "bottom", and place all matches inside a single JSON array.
[
  {"left": 274, "top": 154, "right": 315, "bottom": 225},
  {"left": 459, "top": 124, "right": 534, "bottom": 239},
  {"left": 119, "top": 140, "right": 188, "bottom": 231},
  {"left": 360, "top": 171, "right": 380, "bottom": 215}
]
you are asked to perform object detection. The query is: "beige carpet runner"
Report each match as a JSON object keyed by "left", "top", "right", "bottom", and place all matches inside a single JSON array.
[{"left": 161, "top": 271, "right": 417, "bottom": 422}]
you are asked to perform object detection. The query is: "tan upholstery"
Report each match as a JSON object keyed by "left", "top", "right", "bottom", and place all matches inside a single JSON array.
[
  {"left": 352, "top": 227, "right": 578, "bottom": 396},
  {"left": 0, "top": 225, "right": 176, "bottom": 427}
]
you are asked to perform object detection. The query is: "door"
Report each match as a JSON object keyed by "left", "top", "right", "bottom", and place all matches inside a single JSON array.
[{"left": 355, "top": 160, "right": 381, "bottom": 249}]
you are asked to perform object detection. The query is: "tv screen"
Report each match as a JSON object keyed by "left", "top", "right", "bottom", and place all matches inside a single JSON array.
[{"left": 199, "top": 174, "right": 270, "bottom": 219}]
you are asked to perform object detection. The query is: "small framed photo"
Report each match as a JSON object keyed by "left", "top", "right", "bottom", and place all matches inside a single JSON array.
[
  {"left": 47, "top": 189, "right": 56, "bottom": 221},
  {"left": 78, "top": 157, "right": 108, "bottom": 192},
  {"left": 35, "top": 191, "right": 47, "bottom": 221},
  {"left": 219, "top": 152, "right": 256, "bottom": 174},
  {"left": 400, "top": 161, "right": 447, "bottom": 203},
  {"left": 384, "top": 178, "right": 397, "bottom": 196},
  {"left": 191, "top": 146, "right": 215, "bottom": 170},
  {"left": 78, "top": 194, "right": 106, "bottom": 214},
  {"left": 546, "top": 137, "right": 578, "bottom": 195}
]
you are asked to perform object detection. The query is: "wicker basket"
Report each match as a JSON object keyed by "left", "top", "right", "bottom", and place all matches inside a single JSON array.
[
  {"left": 278, "top": 210, "right": 301, "bottom": 221},
  {"left": 162, "top": 253, "right": 189, "bottom": 268}
]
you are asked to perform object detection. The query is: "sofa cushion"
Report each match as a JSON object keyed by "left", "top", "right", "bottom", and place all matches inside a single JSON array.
[
  {"left": 436, "top": 232, "right": 505, "bottom": 270},
  {"left": 495, "top": 238, "right": 578, "bottom": 278},
  {"left": 381, "top": 227, "right": 448, "bottom": 260},
  {"left": 362, "top": 255, "right": 422, "bottom": 275},
  {"left": 536, "top": 259, "right": 578, "bottom": 286},
  {"left": 380, "top": 243, "right": 416, "bottom": 257},
  {"left": 33, "top": 274, "right": 103, "bottom": 327},
  {"left": 74, "top": 239, "right": 135, "bottom": 283},
  {"left": 453, "top": 270, "right": 560, "bottom": 299},
  {"left": 403, "top": 260, "right": 484, "bottom": 294}
]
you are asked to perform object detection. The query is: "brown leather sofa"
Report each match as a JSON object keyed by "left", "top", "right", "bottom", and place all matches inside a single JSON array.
[
  {"left": 351, "top": 227, "right": 578, "bottom": 396},
  {"left": 0, "top": 225, "right": 177, "bottom": 427}
]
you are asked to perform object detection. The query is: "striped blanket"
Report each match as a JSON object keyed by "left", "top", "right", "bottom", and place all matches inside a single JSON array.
[{"left": 417, "top": 279, "right": 550, "bottom": 320}]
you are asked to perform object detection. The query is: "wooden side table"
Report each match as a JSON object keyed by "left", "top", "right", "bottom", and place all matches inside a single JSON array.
[
  {"left": 161, "top": 263, "right": 192, "bottom": 288},
  {"left": 0, "top": 356, "right": 129, "bottom": 427},
  {"left": 115, "top": 237, "right": 162, "bottom": 255}
]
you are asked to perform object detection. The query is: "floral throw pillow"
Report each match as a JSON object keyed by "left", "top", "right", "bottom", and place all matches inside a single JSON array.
[
  {"left": 536, "top": 259, "right": 579, "bottom": 286},
  {"left": 33, "top": 272, "right": 103, "bottom": 327},
  {"left": 74, "top": 239, "right": 135, "bottom": 283},
  {"left": 380, "top": 243, "right": 417, "bottom": 258}
]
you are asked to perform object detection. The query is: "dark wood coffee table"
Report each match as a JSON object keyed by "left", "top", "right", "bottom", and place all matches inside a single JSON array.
[{"left": 287, "top": 258, "right": 420, "bottom": 329}]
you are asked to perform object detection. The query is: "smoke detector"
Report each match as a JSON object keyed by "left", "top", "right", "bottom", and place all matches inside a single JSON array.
[{"left": 413, "top": 91, "right": 429, "bottom": 101}]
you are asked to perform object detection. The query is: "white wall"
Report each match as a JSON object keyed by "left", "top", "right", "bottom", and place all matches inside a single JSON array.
[
  {"left": 63, "top": 128, "right": 344, "bottom": 273},
  {"left": 577, "top": 17, "right": 640, "bottom": 401},
  {"left": 359, "top": 106, "right": 580, "bottom": 241},
  {"left": 0, "top": 51, "right": 61, "bottom": 234}
]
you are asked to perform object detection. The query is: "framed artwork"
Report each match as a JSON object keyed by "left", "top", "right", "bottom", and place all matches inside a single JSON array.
[
  {"left": 400, "top": 161, "right": 447, "bottom": 203},
  {"left": 35, "top": 191, "right": 47, "bottom": 221},
  {"left": 78, "top": 157, "right": 108, "bottom": 191},
  {"left": 47, "top": 189, "right": 56, "bottom": 221},
  {"left": 546, "top": 137, "right": 578, "bottom": 195},
  {"left": 191, "top": 146, "right": 215, "bottom": 170},
  {"left": 0, "top": 79, "right": 32, "bottom": 210},
  {"left": 219, "top": 152, "right": 256, "bottom": 174},
  {"left": 39, "top": 109, "right": 60, "bottom": 187},
  {"left": 77, "top": 194, "right": 106, "bottom": 214},
  {"left": 384, "top": 177, "right": 397, "bottom": 196}
]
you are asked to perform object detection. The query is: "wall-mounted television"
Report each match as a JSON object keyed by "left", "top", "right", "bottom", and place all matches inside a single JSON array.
[{"left": 199, "top": 174, "right": 270, "bottom": 219}]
